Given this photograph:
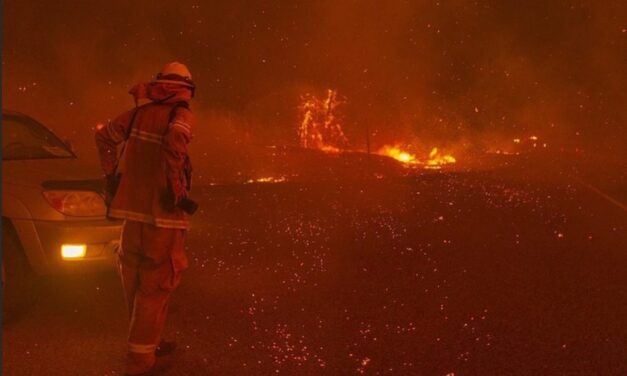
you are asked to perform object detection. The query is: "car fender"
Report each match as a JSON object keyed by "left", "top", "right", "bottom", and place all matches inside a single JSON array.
[{"left": 2, "top": 194, "right": 49, "bottom": 275}]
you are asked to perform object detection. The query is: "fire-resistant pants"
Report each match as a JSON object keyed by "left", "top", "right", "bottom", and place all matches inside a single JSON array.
[{"left": 118, "top": 220, "right": 188, "bottom": 368}]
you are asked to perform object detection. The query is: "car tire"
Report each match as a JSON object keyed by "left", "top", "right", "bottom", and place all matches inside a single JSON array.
[{"left": 3, "top": 222, "right": 36, "bottom": 322}]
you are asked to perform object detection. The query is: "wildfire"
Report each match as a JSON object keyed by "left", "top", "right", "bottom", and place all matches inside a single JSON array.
[
  {"left": 378, "top": 145, "right": 418, "bottom": 164},
  {"left": 377, "top": 145, "right": 456, "bottom": 169},
  {"left": 424, "top": 147, "right": 456, "bottom": 169},
  {"left": 298, "top": 89, "right": 347, "bottom": 153},
  {"left": 296, "top": 89, "right": 456, "bottom": 169}
]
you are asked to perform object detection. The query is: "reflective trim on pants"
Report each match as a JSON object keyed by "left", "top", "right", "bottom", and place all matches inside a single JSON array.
[
  {"left": 119, "top": 220, "right": 187, "bottom": 361},
  {"left": 128, "top": 342, "right": 158, "bottom": 354}
]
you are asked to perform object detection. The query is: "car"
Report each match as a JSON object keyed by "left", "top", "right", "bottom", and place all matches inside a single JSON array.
[{"left": 2, "top": 110, "right": 122, "bottom": 318}]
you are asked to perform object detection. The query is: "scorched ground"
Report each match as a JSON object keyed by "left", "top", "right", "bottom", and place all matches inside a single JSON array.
[{"left": 3, "top": 158, "right": 626, "bottom": 375}]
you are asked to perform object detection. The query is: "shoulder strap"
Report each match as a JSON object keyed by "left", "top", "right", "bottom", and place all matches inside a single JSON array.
[
  {"left": 168, "top": 101, "right": 190, "bottom": 124},
  {"left": 114, "top": 105, "right": 144, "bottom": 175},
  {"left": 124, "top": 104, "right": 145, "bottom": 140}
]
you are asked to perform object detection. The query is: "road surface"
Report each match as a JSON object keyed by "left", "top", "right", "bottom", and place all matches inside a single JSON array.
[{"left": 4, "top": 168, "right": 627, "bottom": 375}]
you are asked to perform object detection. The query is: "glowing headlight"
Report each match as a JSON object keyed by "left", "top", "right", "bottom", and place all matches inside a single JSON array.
[
  {"left": 43, "top": 190, "right": 107, "bottom": 217},
  {"left": 61, "top": 244, "right": 86, "bottom": 259}
]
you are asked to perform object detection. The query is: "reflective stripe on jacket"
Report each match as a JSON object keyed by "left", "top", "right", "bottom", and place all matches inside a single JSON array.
[{"left": 95, "top": 101, "right": 194, "bottom": 229}]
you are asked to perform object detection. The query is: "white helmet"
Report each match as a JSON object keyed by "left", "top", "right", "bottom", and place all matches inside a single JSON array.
[{"left": 153, "top": 62, "right": 195, "bottom": 89}]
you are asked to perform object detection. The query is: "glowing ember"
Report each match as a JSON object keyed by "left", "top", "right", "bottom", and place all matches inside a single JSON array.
[
  {"left": 488, "top": 149, "right": 520, "bottom": 156},
  {"left": 298, "top": 89, "right": 347, "bottom": 153},
  {"left": 247, "top": 176, "right": 287, "bottom": 184}
]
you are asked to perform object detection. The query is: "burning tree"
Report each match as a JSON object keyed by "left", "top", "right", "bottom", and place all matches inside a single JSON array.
[
  {"left": 297, "top": 89, "right": 457, "bottom": 169},
  {"left": 298, "top": 89, "right": 348, "bottom": 152}
]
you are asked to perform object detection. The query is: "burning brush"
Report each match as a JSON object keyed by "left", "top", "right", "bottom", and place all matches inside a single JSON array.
[
  {"left": 297, "top": 89, "right": 457, "bottom": 170},
  {"left": 377, "top": 145, "right": 456, "bottom": 170},
  {"left": 298, "top": 89, "right": 348, "bottom": 153}
]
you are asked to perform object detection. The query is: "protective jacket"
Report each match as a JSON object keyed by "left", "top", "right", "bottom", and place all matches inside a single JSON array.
[{"left": 95, "top": 84, "right": 194, "bottom": 229}]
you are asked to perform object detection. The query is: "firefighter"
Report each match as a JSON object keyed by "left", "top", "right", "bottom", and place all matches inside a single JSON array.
[{"left": 95, "top": 62, "right": 196, "bottom": 375}]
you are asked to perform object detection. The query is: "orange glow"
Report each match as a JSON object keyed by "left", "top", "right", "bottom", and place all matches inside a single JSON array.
[
  {"left": 247, "top": 176, "right": 287, "bottom": 184},
  {"left": 424, "top": 147, "right": 456, "bottom": 169},
  {"left": 318, "top": 145, "right": 341, "bottom": 153},
  {"left": 296, "top": 89, "right": 457, "bottom": 169},
  {"left": 377, "top": 145, "right": 456, "bottom": 169},
  {"left": 377, "top": 145, "right": 418, "bottom": 165},
  {"left": 488, "top": 149, "right": 520, "bottom": 155},
  {"left": 298, "top": 90, "right": 347, "bottom": 153},
  {"left": 61, "top": 244, "right": 86, "bottom": 259}
]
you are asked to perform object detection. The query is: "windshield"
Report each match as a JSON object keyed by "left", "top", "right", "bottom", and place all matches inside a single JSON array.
[{"left": 2, "top": 114, "right": 75, "bottom": 160}]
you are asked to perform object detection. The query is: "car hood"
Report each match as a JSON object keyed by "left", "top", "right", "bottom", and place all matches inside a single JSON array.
[{"left": 3, "top": 158, "right": 103, "bottom": 189}]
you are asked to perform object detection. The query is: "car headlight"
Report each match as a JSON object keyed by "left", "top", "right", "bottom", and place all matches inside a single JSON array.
[{"left": 43, "top": 190, "right": 107, "bottom": 217}]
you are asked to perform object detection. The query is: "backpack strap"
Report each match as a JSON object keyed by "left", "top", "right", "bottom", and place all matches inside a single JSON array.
[
  {"left": 168, "top": 101, "right": 190, "bottom": 124},
  {"left": 124, "top": 105, "right": 142, "bottom": 140},
  {"left": 113, "top": 104, "right": 146, "bottom": 176}
]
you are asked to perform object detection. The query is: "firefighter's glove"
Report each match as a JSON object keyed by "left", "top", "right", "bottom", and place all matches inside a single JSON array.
[
  {"left": 178, "top": 197, "right": 199, "bottom": 215},
  {"left": 104, "top": 174, "right": 119, "bottom": 207},
  {"left": 161, "top": 188, "right": 178, "bottom": 213}
]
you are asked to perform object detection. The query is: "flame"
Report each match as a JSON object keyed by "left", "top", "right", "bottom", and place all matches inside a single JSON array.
[
  {"left": 377, "top": 145, "right": 456, "bottom": 169},
  {"left": 298, "top": 89, "right": 347, "bottom": 153},
  {"left": 296, "top": 89, "right": 456, "bottom": 169},
  {"left": 424, "top": 147, "right": 456, "bottom": 169},
  {"left": 378, "top": 145, "right": 418, "bottom": 164}
]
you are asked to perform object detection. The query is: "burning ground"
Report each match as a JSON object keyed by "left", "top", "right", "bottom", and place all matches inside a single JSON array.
[{"left": 4, "top": 165, "right": 627, "bottom": 375}]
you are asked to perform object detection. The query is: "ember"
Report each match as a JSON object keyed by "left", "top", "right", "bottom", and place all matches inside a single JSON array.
[{"left": 247, "top": 176, "right": 287, "bottom": 184}]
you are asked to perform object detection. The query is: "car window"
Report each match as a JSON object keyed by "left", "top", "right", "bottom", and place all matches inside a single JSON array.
[{"left": 2, "top": 114, "right": 74, "bottom": 160}]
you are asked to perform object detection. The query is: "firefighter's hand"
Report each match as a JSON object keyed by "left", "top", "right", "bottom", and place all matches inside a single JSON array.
[
  {"left": 105, "top": 174, "right": 116, "bottom": 191},
  {"left": 161, "top": 189, "right": 178, "bottom": 212},
  {"left": 104, "top": 174, "right": 118, "bottom": 206},
  {"left": 178, "top": 197, "right": 199, "bottom": 215}
]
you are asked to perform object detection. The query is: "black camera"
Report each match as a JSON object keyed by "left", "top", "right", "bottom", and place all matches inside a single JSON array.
[
  {"left": 161, "top": 190, "right": 199, "bottom": 215},
  {"left": 177, "top": 197, "right": 199, "bottom": 215}
]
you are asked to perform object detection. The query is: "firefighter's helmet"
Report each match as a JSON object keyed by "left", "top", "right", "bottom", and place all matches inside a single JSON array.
[{"left": 153, "top": 62, "right": 195, "bottom": 89}]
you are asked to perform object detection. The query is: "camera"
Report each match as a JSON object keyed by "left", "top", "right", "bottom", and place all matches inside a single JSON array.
[{"left": 177, "top": 197, "right": 199, "bottom": 215}]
